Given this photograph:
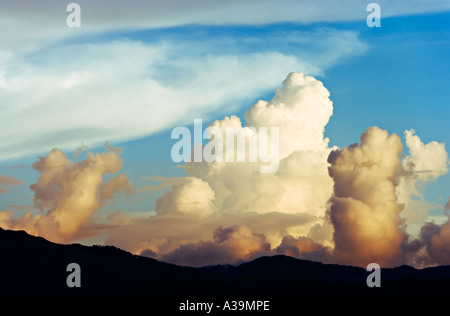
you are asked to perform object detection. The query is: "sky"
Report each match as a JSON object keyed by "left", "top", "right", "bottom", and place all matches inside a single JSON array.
[{"left": 0, "top": 0, "right": 449, "bottom": 268}]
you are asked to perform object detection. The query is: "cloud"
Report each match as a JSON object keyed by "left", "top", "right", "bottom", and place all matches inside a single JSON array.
[
  {"left": 0, "top": 145, "right": 129, "bottom": 242},
  {"left": 402, "top": 130, "right": 449, "bottom": 181},
  {"left": 411, "top": 198, "right": 450, "bottom": 266},
  {"left": 424, "top": 197, "right": 450, "bottom": 265},
  {"left": 396, "top": 130, "right": 449, "bottom": 237},
  {"left": 0, "top": 175, "right": 22, "bottom": 186},
  {"left": 74, "top": 143, "right": 88, "bottom": 159},
  {"left": 101, "top": 72, "right": 338, "bottom": 264},
  {"left": 99, "top": 173, "right": 134, "bottom": 201},
  {"left": 1, "top": 70, "right": 338, "bottom": 257},
  {"left": 102, "top": 210, "right": 316, "bottom": 263},
  {"left": 275, "top": 235, "right": 331, "bottom": 262},
  {"left": 327, "top": 127, "right": 449, "bottom": 267},
  {"left": 184, "top": 73, "right": 335, "bottom": 236},
  {"left": 1, "top": 0, "right": 449, "bottom": 50},
  {"left": 0, "top": 28, "right": 367, "bottom": 161},
  {"left": 6, "top": 204, "right": 32, "bottom": 211},
  {"left": 327, "top": 126, "right": 407, "bottom": 267},
  {"left": 159, "top": 225, "right": 271, "bottom": 267},
  {"left": 154, "top": 177, "right": 216, "bottom": 218},
  {"left": 0, "top": 175, "right": 22, "bottom": 194},
  {"left": 419, "top": 217, "right": 450, "bottom": 266},
  {"left": 446, "top": 197, "right": 450, "bottom": 213}
]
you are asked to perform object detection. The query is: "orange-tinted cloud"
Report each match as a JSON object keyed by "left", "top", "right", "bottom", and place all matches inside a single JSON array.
[
  {"left": 0, "top": 145, "right": 131, "bottom": 243},
  {"left": 418, "top": 198, "right": 450, "bottom": 265},
  {"left": 0, "top": 174, "right": 22, "bottom": 194},
  {"left": 159, "top": 225, "right": 271, "bottom": 267},
  {"left": 327, "top": 127, "right": 407, "bottom": 267},
  {"left": 275, "top": 235, "right": 331, "bottom": 262},
  {"left": 100, "top": 173, "right": 134, "bottom": 201}
]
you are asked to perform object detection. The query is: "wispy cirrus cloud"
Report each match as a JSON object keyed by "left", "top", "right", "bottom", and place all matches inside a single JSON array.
[
  {"left": 5, "top": 0, "right": 447, "bottom": 162},
  {"left": 0, "top": 28, "right": 366, "bottom": 161},
  {"left": 1, "top": 0, "right": 449, "bottom": 50}
]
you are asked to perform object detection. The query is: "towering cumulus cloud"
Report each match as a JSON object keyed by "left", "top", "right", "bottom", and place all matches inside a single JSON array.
[
  {"left": 0, "top": 146, "right": 129, "bottom": 243},
  {"left": 327, "top": 127, "right": 406, "bottom": 267},
  {"left": 102, "top": 72, "right": 336, "bottom": 261},
  {"left": 183, "top": 73, "right": 335, "bottom": 240},
  {"left": 327, "top": 127, "right": 449, "bottom": 267}
]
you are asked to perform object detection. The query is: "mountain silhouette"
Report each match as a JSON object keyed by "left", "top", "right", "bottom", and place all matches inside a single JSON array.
[{"left": 1, "top": 227, "right": 449, "bottom": 296}]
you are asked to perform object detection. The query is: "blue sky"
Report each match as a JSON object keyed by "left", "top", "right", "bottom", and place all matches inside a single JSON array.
[{"left": 0, "top": 1, "right": 449, "bottom": 262}]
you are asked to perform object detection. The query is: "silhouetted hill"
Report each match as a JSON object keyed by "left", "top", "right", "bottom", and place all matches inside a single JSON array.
[{"left": 1, "top": 227, "right": 450, "bottom": 296}]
